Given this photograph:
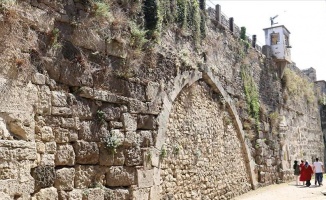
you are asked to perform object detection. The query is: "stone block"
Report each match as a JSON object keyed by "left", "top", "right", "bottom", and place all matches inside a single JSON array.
[
  {"left": 99, "top": 145, "right": 125, "bottom": 166},
  {"left": 55, "top": 168, "right": 75, "bottom": 191},
  {"left": 146, "top": 101, "right": 161, "bottom": 115},
  {"left": 128, "top": 99, "right": 148, "bottom": 114},
  {"left": 109, "top": 121, "right": 123, "bottom": 129},
  {"left": 44, "top": 116, "right": 62, "bottom": 127},
  {"left": 51, "top": 91, "right": 67, "bottom": 107},
  {"left": 58, "top": 190, "right": 68, "bottom": 200},
  {"left": 74, "top": 165, "right": 106, "bottom": 189},
  {"left": 153, "top": 167, "right": 161, "bottom": 186},
  {"left": 137, "top": 115, "right": 156, "bottom": 130},
  {"left": 54, "top": 128, "right": 78, "bottom": 143},
  {"left": 32, "top": 73, "right": 46, "bottom": 85},
  {"left": 68, "top": 189, "right": 83, "bottom": 200},
  {"left": 71, "top": 97, "right": 98, "bottom": 120},
  {"left": 82, "top": 188, "right": 104, "bottom": 200},
  {"left": 149, "top": 185, "right": 161, "bottom": 200},
  {"left": 139, "top": 131, "right": 153, "bottom": 147},
  {"left": 78, "top": 121, "right": 108, "bottom": 142},
  {"left": 93, "top": 90, "right": 128, "bottom": 104},
  {"left": 45, "top": 142, "right": 56, "bottom": 154},
  {"left": 123, "top": 131, "right": 140, "bottom": 147},
  {"left": 61, "top": 117, "right": 80, "bottom": 130},
  {"left": 33, "top": 187, "right": 58, "bottom": 200},
  {"left": 137, "top": 169, "right": 154, "bottom": 188},
  {"left": 121, "top": 113, "right": 137, "bottom": 131},
  {"left": 40, "top": 126, "right": 54, "bottom": 142},
  {"left": 78, "top": 87, "right": 94, "bottom": 99},
  {"left": 146, "top": 82, "right": 160, "bottom": 101},
  {"left": 40, "top": 153, "right": 55, "bottom": 166},
  {"left": 52, "top": 107, "right": 72, "bottom": 116},
  {"left": 106, "top": 166, "right": 136, "bottom": 187},
  {"left": 104, "top": 188, "right": 130, "bottom": 200},
  {"left": 31, "top": 166, "right": 56, "bottom": 191},
  {"left": 15, "top": 146, "right": 37, "bottom": 161},
  {"left": 74, "top": 141, "right": 99, "bottom": 164},
  {"left": 101, "top": 104, "right": 121, "bottom": 121},
  {"left": 124, "top": 147, "right": 142, "bottom": 166},
  {"left": 131, "top": 187, "right": 150, "bottom": 200},
  {"left": 36, "top": 85, "right": 51, "bottom": 115},
  {"left": 36, "top": 142, "right": 45, "bottom": 153},
  {"left": 55, "top": 144, "right": 75, "bottom": 166}
]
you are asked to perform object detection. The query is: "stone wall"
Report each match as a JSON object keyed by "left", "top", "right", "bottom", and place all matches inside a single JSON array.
[
  {"left": 161, "top": 81, "right": 251, "bottom": 199},
  {"left": 0, "top": 0, "right": 324, "bottom": 199},
  {"left": 316, "top": 81, "right": 326, "bottom": 165}
]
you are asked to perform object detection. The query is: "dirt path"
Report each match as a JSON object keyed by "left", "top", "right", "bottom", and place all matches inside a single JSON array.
[{"left": 234, "top": 180, "right": 326, "bottom": 200}]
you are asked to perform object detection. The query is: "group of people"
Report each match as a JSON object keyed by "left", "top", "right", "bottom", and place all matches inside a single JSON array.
[{"left": 293, "top": 158, "right": 324, "bottom": 187}]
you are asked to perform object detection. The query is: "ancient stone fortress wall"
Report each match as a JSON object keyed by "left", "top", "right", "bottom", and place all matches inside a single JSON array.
[
  {"left": 0, "top": 0, "right": 324, "bottom": 199},
  {"left": 161, "top": 81, "right": 251, "bottom": 199}
]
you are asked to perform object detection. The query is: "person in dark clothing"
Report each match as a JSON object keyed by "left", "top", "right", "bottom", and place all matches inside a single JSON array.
[{"left": 293, "top": 160, "right": 300, "bottom": 185}]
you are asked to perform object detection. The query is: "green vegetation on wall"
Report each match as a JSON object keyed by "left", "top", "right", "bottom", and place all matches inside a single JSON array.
[
  {"left": 241, "top": 65, "right": 260, "bottom": 127},
  {"left": 240, "top": 26, "right": 246, "bottom": 40},
  {"left": 143, "top": 0, "right": 160, "bottom": 31},
  {"left": 282, "top": 68, "right": 315, "bottom": 104},
  {"left": 143, "top": 0, "right": 206, "bottom": 44},
  {"left": 92, "top": 0, "right": 111, "bottom": 18}
]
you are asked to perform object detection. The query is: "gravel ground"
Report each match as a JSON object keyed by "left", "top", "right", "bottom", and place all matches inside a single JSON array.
[{"left": 234, "top": 179, "right": 326, "bottom": 200}]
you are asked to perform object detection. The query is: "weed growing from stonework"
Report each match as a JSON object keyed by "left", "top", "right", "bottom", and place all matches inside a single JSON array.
[
  {"left": 241, "top": 65, "right": 260, "bottom": 128},
  {"left": 240, "top": 27, "right": 246, "bottom": 40},
  {"left": 129, "top": 22, "right": 148, "bottom": 49},
  {"left": 146, "top": 151, "right": 152, "bottom": 163},
  {"left": 50, "top": 28, "right": 61, "bottom": 49},
  {"left": 160, "top": 145, "right": 167, "bottom": 159},
  {"left": 96, "top": 109, "right": 105, "bottom": 123},
  {"left": 92, "top": 0, "right": 111, "bottom": 18},
  {"left": 173, "top": 144, "right": 181, "bottom": 156},
  {"left": 143, "top": 0, "right": 205, "bottom": 44},
  {"left": 104, "top": 131, "right": 121, "bottom": 154},
  {"left": 319, "top": 94, "right": 326, "bottom": 105}
]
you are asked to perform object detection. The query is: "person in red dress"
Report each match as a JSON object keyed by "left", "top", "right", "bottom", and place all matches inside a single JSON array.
[
  {"left": 301, "top": 161, "right": 314, "bottom": 187},
  {"left": 299, "top": 160, "right": 306, "bottom": 185}
]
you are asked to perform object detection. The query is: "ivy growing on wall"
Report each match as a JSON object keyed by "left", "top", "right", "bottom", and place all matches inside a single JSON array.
[
  {"left": 143, "top": 0, "right": 206, "bottom": 44},
  {"left": 143, "top": 0, "right": 160, "bottom": 31},
  {"left": 241, "top": 65, "right": 260, "bottom": 128}
]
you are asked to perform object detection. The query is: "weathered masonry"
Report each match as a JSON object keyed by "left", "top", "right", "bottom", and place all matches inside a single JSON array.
[{"left": 0, "top": 1, "right": 324, "bottom": 199}]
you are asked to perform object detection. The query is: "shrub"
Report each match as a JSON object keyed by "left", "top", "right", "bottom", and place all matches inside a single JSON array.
[
  {"left": 240, "top": 26, "right": 246, "bottom": 40},
  {"left": 129, "top": 22, "right": 148, "bottom": 49},
  {"left": 104, "top": 131, "right": 121, "bottom": 154}
]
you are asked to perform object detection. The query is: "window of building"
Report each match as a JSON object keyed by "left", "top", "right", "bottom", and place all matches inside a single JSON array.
[{"left": 271, "top": 33, "right": 279, "bottom": 45}]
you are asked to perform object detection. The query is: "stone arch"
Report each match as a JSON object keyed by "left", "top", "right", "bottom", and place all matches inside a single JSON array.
[{"left": 154, "top": 68, "right": 257, "bottom": 192}]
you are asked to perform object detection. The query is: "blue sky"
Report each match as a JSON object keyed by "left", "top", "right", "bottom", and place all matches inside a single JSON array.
[{"left": 207, "top": 0, "right": 326, "bottom": 81}]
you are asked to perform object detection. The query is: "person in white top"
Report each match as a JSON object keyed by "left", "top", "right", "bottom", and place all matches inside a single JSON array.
[{"left": 313, "top": 158, "right": 324, "bottom": 186}]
